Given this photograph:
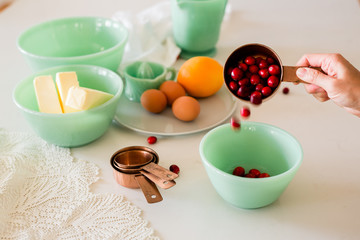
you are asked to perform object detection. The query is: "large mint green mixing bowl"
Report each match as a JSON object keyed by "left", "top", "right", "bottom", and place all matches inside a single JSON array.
[
  {"left": 17, "top": 17, "right": 128, "bottom": 72},
  {"left": 199, "top": 122, "right": 303, "bottom": 209},
  {"left": 13, "top": 65, "right": 123, "bottom": 147}
]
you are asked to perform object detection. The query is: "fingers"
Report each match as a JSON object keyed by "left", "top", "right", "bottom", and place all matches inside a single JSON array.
[
  {"left": 304, "top": 84, "right": 330, "bottom": 102},
  {"left": 296, "top": 67, "right": 334, "bottom": 90}
]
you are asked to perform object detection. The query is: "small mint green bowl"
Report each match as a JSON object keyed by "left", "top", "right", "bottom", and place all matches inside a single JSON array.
[
  {"left": 199, "top": 122, "right": 303, "bottom": 209},
  {"left": 17, "top": 17, "right": 128, "bottom": 72},
  {"left": 13, "top": 65, "right": 123, "bottom": 147}
]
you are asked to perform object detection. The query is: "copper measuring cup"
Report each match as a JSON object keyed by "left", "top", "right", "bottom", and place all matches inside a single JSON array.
[
  {"left": 224, "top": 43, "right": 322, "bottom": 102},
  {"left": 110, "top": 146, "right": 178, "bottom": 203}
]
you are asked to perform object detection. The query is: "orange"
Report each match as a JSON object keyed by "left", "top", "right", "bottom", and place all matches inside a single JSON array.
[{"left": 177, "top": 56, "right": 224, "bottom": 98}]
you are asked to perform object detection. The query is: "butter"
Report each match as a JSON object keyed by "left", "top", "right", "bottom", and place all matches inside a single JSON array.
[
  {"left": 65, "top": 86, "right": 113, "bottom": 110},
  {"left": 55, "top": 72, "right": 79, "bottom": 113},
  {"left": 33, "top": 75, "right": 63, "bottom": 114}
]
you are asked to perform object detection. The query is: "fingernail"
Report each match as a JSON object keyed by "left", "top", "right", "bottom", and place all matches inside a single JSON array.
[{"left": 296, "top": 68, "right": 307, "bottom": 78}]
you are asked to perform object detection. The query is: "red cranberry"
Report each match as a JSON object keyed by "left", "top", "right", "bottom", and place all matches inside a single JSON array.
[
  {"left": 231, "top": 67, "right": 243, "bottom": 80},
  {"left": 238, "top": 78, "right": 249, "bottom": 86},
  {"left": 240, "top": 107, "right": 251, "bottom": 118},
  {"left": 233, "top": 166, "right": 245, "bottom": 176},
  {"left": 248, "top": 65, "right": 259, "bottom": 74},
  {"left": 147, "top": 136, "right": 157, "bottom": 144},
  {"left": 268, "top": 75, "right": 280, "bottom": 88},
  {"left": 282, "top": 87, "right": 289, "bottom": 94},
  {"left": 227, "top": 67, "right": 234, "bottom": 76},
  {"left": 255, "top": 57, "right": 263, "bottom": 65},
  {"left": 250, "top": 91, "right": 262, "bottom": 105},
  {"left": 169, "top": 164, "right": 180, "bottom": 174},
  {"left": 230, "top": 117, "right": 241, "bottom": 130},
  {"left": 244, "top": 56, "right": 256, "bottom": 65},
  {"left": 228, "top": 81, "right": 238, "bottom": 91},
  {"left": 249, "top": 169, "right": 261, "bottom": 177},
  {"left": 258, "top": 68, "right": 269, "bottom": 79},
  {"left": 268, "top": 65, "right": 281, "bottom": 75},
  {"left": 250, "top": 74, "right": 261, "bottom": 85},
  {"left": 258, "top": 59, "right": 268, "bottom": 69},
  {"left": 245, "top": 173, "right": 256, "bottom": 178},
  {"left": 261, "top": 86, "right": 272, "bottom": 97},
  {"left": 255, "top": 84, "right": 264, "bottom": 92},
  {"left": 237, "top": 85, "right": 251, "bottom": 98},
  {"left": 259, "top": 173, "right": 270, "bottom": 178},
  {"left": 238, "top": 62, "right": 248, "bottom": 72},
  {"left": 266, "top": 57, "right": 275, "bottom": 64}
]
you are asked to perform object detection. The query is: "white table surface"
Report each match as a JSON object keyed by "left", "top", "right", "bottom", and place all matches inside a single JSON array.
[{"left": 1, "top": 0, "right": 360, "bottom": 239}]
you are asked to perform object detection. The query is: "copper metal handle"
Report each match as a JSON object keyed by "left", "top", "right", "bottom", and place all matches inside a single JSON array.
[
  {"left": 140, "top": 170, "right": 176, "bottom": 189},
  {"left": 135, "top": 175, "right": 163, "bottom": 203},
  {"left": 142, "top": 162, "right": 179, "bottom": 181},
  {"left": 283, "top": 66, "right": 323, "bottom": 83}
]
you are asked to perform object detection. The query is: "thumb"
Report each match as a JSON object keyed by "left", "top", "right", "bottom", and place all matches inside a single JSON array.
[{"left": 296, "top": 67, "right": 332, "bottom": 89}]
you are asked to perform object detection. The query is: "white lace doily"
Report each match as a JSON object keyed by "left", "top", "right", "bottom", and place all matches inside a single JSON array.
[{"left": 0, "top": 129, "right": 159, "bottom": 240}]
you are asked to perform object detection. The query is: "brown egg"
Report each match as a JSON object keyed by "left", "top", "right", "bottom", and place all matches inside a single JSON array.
[
  {"left": 172, "top": 96, "right": 200, "bottom": 121},
  {"left": 159, "top": 80, "right": 186, "bottom": 105},
  {"left": 140, "top": 89, "right": 167, "bottom": 113}
]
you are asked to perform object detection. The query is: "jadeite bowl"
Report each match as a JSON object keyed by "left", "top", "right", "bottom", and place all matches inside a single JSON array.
[
  {"left": 199, "top": 122, "right": 303, "bottom": 209},
  {"left": 17, "top": 17, "right": 128, "bottom": 72},
  {"left": 13, "top": 65, "right": 123, "bottom": 147}
]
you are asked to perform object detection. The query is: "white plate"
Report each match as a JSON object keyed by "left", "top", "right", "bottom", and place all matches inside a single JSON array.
[{"left": 114, "top": 86, "right": 237, "bottom": 136}]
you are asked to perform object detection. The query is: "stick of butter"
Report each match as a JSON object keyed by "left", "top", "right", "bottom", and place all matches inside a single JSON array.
[
  {"left": 33, "top": 75, "right": 63, "bottom": 114},
  {"left": 65, "top": 86, "right": 113, "bottom": 111},
  {"left": 56, "top": 72, "right": 80, "bottom": 113}
]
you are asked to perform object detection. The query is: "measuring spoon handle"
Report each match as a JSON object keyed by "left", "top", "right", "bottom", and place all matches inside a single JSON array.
[{"left": 283, "top": 66, "right": 323, "bottom": 83}]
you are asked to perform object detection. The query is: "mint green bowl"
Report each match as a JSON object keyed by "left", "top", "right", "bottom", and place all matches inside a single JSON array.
[
  {"left": 13, "top": 65, "right": 123, "bottom": 147},
  {"left": 17, "top": 17, "right": 128, "bottom": 72},
  {"left": 199, "top": 122, "right": 303, "bottom": 209}
]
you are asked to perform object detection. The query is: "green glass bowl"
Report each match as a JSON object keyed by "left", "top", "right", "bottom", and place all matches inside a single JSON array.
[
  {"left": 17, "top": 17, "right": 128, "bottom": 72},
  {"left": 199, "top": 122, "right": 303, "bottom": 209},
  {"left": 13, "top": 65, "right": 124, "bottom": 147}
]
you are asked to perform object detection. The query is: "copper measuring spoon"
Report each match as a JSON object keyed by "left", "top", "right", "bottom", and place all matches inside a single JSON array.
[{"left": 224, "top": 43, "right": 322, "bottom": 102}]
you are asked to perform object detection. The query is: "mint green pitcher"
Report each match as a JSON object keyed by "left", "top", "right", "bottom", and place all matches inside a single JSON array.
[{"left": 171, "top": 0, "right": 227, "bottom": 59}]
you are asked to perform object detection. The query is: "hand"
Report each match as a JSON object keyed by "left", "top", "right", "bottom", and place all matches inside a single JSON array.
[{"left": 296, "top": 53, "right": 360, "bottom": 117}]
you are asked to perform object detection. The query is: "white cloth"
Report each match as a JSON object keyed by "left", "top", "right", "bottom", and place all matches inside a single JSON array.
[
  {"left": 0, "top": 129, "right": 159, "bottom": 240},
  {"left": 113, "top": 1, "right": 181, "bottom": 68}
]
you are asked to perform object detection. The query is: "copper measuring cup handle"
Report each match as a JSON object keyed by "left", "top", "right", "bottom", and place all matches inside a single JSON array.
[
  {"left": 140, "top": 170, "right": 176, "bottom": 189},
  {"left": 135, "top": 175, "right": 163, "bottom": 203},
  {"left": 283, "top": 66, "right": 323, "bottom": 84}
]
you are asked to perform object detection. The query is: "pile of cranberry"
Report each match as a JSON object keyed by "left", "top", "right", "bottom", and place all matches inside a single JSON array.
[
  {"left": 233, "top": 166, "right": 270, "bottom": 178},
  {"left": 226, "top": 55, "right": 281, "bottom": 105}
]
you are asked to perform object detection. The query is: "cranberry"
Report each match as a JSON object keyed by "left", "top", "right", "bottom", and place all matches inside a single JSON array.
[
  {"left": 255, "top": 84, "right": 264, "bottom": 92},
  {"left": 228, "top": 81, "right": 238, "bottom": 91},
  {"left": 250, "top": 74, "right": 261, "bottom": 85},
  {"left": 258, "top": 68, "right": 269, "bottom": 79},
  {"left": 169, "top": 164, "right": 180, "bottom": 174},
  {"left": 268, "top": 75, "right": 280, "bottom": 88},
  {"left": 227, "top": 67, "right": 234, "bottom": 76},
  {"left": 238, "top": 78, "right": 249, "bottom": 86},
  {"left": 147, "top": 136, "right": 157, "bottom": 144},
  {"left": 240, "top": 106, "right": 251, "bottom": 118},
  {"left": 237, "top": 85, "right": 251, "bottom": 98},
  {"left": 230, "top": 117, "right": 241, "bottom": 130},
  {"left": 261, "top": 86, "right": 272, "bottom": 97},
  {"left": 248, "top": 65, "right": 259, "bottom": 74},
  {"left": 249, "top": 169, "right": 261, "bottom": 177},
  {"left": 238, "top": 62, "right": 248, "bottom": 72},
  {"left": 282, "top": 87, "right": 289, "bottom": 94},
  {"left": 258, "top": 59, "right": 268, "bottom": 69},
  {"left": 250, "top": 91, "right": 262, "bottom": 105},
  {"left": 255, "top": 57, "right": 263, "bottom": 65},
  {"left": 231, "top": 67, "right": 243, "bottom": 80},
  {"left": 244, "top": 56, "right": 256, "bottom": 65},
  {"left": 233, "top": 166, "right": 245, "bottom": 176},
  {"left": 268, "top": 65, "right": 280, "bottom": 75},
  {"left": 266, "top": 57, "right": 275, "bottom": 64},
  {"left": 259, "top": 173, "right": 270, "bottom": 178},
  {"left": 245, "top": 173, "right": 256, "bottom": 178}
]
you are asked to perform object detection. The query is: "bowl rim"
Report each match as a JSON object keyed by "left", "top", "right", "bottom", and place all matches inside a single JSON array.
[
  {"left": 12, "top": 64, "right": 124, "bottom": 117},
  {"left": 16, "top": 16, "right": 128, "bottom": 60},
  {"left": 199, "top": 121, "right": 303, "bottom": 181}
]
